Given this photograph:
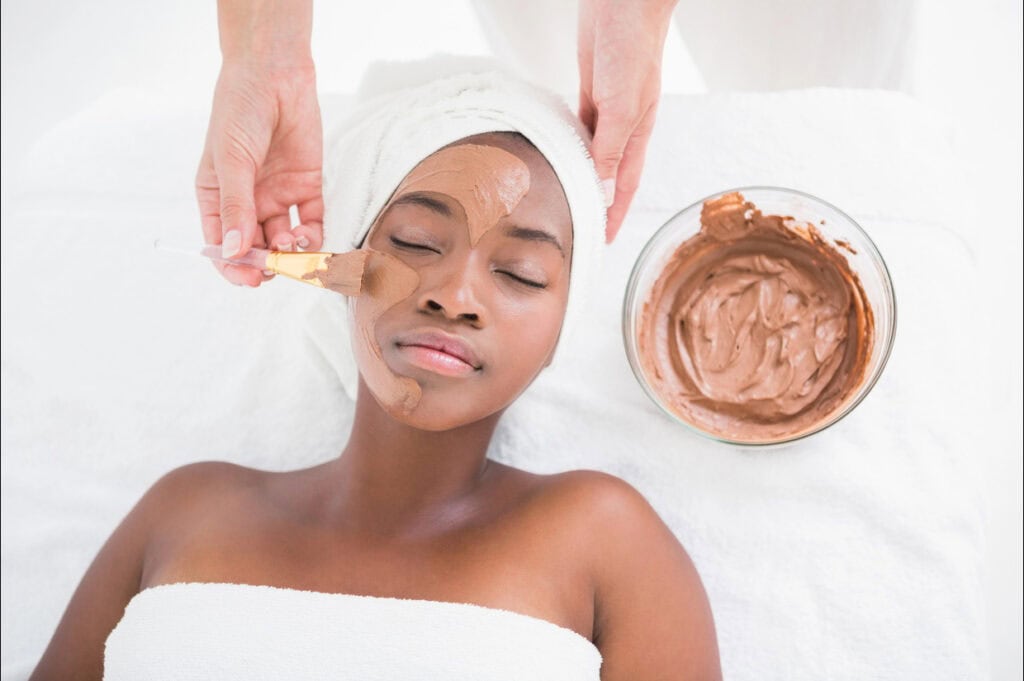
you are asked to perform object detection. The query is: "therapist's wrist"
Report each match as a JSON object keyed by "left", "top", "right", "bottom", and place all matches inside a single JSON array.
[{"left": 217, "top": 0, "right": 314, "bottom": 70}]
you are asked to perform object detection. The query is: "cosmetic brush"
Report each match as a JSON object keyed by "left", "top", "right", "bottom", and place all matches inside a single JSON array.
[{"left": 154, "top": 240, "right": 371, "bottom": 296}]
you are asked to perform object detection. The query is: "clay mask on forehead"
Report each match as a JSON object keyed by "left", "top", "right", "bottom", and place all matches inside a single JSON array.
[
  {"left": 392, "top": 143, "right": 532, "bottom": 245},
  {"left": 352, "top": 142, "right": 532, "bottom": 418}
]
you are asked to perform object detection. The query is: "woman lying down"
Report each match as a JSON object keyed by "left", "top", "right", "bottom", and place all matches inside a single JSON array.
[{"left": 30, "top": 64, "right": 721, "bottom": 681}]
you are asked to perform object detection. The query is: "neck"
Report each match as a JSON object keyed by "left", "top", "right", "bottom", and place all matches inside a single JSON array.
[{"left": 327, "top": 377, "right": 502, "bottom": 538}]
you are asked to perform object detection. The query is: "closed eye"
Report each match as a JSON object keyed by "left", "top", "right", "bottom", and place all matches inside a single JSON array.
[
  {"left": 390, "top": 236, "right": 545, "bottom": 289},
  {"left": 497, "top": 271, "right": 547, "bottom": 289},
  {"left": 390, "top": 236, "right": 438, "bottom": 253}
]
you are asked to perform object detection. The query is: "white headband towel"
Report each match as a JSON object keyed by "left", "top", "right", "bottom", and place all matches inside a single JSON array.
[{"left": 304, "top": 54, "right": 607, "bottom": 403}]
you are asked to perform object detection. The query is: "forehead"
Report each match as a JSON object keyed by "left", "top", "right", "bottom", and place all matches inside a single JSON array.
[{"left": 392, "top": 135, "right": 573, "bottom": 249}]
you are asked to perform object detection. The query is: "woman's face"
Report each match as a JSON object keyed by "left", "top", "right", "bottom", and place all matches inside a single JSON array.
[{"left": 352, "top": 132, "right": 573, "bottom": 431}]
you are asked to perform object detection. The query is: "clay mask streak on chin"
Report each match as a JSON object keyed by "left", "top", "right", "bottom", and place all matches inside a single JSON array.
[
  {"left": 352, "top": 250, "right": 422, "bottom": 414},
  {"left": 355, "top": 142, "right": 531, "bottom": 417}
]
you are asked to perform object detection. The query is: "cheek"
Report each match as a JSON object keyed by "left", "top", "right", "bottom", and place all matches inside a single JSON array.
[
  {"left": 497, "top": 298, "right": 566, "bottom": 368},
  {"left": 351, "top": 298, "right": 372, "bottom": 333},
  {"left": 349, "top": 297, "right": 377, "bottom": 372},
  {"left": 347, "top": 251, "right": 423, "bottom": 415}
]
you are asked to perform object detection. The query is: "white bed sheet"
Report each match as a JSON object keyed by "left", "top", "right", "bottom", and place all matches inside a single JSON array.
[{"left": 1, "top": 87, "right": 991, "bottom": 679}]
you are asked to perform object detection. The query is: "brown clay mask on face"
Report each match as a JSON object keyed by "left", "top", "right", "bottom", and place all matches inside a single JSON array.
[
  {"left": 390, "top": 143, "right": 531, "bottom": 246},
  {"left": 353, "top": 142, "right": 531, "bottom": 418},
  {"left": 351, "top": 250, "right": 422, "bottom": 415},
  {"left": 301, "top": 251, "right": 370, "bottom": 296}
]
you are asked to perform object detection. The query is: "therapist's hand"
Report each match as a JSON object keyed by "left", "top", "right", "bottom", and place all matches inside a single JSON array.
[
  {"left": 196, "top": 0, "right": 322, "bottom": 287},
  {"left": 578, "top": 0, "right": 678, "bottom": 244}
]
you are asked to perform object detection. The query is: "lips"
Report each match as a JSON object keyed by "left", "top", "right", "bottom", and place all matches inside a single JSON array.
[{"left": 395, "top": 328, "right": 482, "bottom": 370}]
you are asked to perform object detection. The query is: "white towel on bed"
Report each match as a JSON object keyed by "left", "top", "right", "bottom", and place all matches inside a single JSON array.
[
  {"left": 103, "top": 582, "right": 602, "bottom": 681},
  {"left": 1, "top": 86, "right": 990, "bottom": 681},
  {"left": 306, "top": 55, "right": 607, "bottom": 402}
]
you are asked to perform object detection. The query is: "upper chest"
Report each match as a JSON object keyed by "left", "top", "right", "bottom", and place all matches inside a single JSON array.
[{"left": 140, "top": 467, "right": 596, "bottom": 641}]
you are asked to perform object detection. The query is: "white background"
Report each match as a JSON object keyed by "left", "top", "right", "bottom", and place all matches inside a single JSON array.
[{"left": 2, "top": 1, "right": 1020, "bottom": 678}]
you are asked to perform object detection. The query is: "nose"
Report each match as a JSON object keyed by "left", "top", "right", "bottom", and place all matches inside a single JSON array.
[{"left": 416, "top": 260, "right": 487, "bottom": 326}]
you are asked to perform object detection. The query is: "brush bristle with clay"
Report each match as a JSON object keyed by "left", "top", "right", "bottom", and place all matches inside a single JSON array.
[
  {"left": 198, "top": 245, "right": 374, "bottom": 296},
  {"left": 155, "top": 240, "right": 419, "bottom": 303}
]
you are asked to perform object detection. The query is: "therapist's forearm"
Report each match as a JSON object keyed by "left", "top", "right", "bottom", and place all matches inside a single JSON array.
[{"left": 217, "top": 0, "right": 314, "bottom": 67}]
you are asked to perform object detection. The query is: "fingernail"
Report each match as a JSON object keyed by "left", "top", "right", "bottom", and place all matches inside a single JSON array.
[
  {"left": 275, "top": 239, "right": 293, "bottom": 252},
  {"left": 296, "top": 236, "right": 310, "bottom": 249},
  {"left": 262, "top": 269, "right": 275, "bottom": 277},
  {"left": 601, "top": 178, "right": 616, "bottom": 207},
  {"left": 222, "top": 230, "right": 242, "bottom": 259}
]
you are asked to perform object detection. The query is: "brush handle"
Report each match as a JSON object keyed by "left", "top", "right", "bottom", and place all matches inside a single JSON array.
[
  {"left": 153, "top": 240, "right": 366, "bottom": 296},
  {"left": 199, "top": 244, "right": 271, "bottom": 269},
  {"left": 153, "top": 239, "right": 271, "bottom": 269}
]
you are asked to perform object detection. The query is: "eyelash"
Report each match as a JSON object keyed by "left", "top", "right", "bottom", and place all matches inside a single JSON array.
[
  {"left": 389, "top": 236, "right": 547, "bottom": 290},
  {"left": 390, "top": 236, "right": 438, "bottom": 254}
]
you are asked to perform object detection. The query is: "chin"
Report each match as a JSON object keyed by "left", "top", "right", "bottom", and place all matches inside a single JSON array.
[
  {"left": 373, "top": 387, "right": 500, "bottom": 431},
  {"left": 395, "top": 398, "right": 486, "bottom": 431},
  {"left": 357, "top": 360, "right": 522, "bottom": 431}
]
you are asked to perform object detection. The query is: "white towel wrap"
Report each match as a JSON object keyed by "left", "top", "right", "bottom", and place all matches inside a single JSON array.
[{"left": 103, "top": 582, "right": 602, "bottom": 680}]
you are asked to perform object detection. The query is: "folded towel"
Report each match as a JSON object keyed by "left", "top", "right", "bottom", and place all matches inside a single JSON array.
[
  {"left": 306, "top": 54, "right": 607, "bottom": 402},
  {"left": 103, "top": 582, "right": 602, "bottom": 681}
]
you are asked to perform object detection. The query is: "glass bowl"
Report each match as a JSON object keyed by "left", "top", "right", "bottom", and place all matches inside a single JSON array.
[{"left": 622, "top": 186, "right": 897, "bottom": 448}]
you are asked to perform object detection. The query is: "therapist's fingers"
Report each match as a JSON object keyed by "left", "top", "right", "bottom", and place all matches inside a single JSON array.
[
  {"left": 589, "top": 107, "right": 632, "bottom": 206},
  {"left": 577, "top": 0, "right": 676, "bottom": 243},
  {"left": 213, "top": 260, "right": 264, "bottom": 287},
  {"left": 578, "top": 93, "right": 596, "bottom": 139},
  {"left": 252, "top": 228, "right": 277, "bottom": 281},
  {"left": 198, "top": 146, "right": 265, "bottom": 287},
  {"left": 293, "top": 195, "right": 324, "bottom": 251},
  {"left": 211, "top": 226, "right": 268, "bottom": 287},
  {"left": 263, "top": 214, "right": 295, "bottom": 251},
  {"left": 201, "top": 148, "right": 266, "bottom": 284},
  {"left": 196, "top": 131, "right": 267, "bottom": 286},
  {"left": 196, "top": 145, "right": 224, "bottom": 246},
  {"left": 598, "top": 101, "right": 658, "bottom": 243},
  {"left": 214, "top": 148, "right": 260, "bottom": 261}
]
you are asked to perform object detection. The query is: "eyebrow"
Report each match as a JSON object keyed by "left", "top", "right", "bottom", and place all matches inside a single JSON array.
[
  {"left": 506, "top": 225, "right": 565, "bottom": 258},
  {"left": 388, "top": 192, "right": 454, "bottom": 217},
  {"left": 389, "top": 190, "right": 566, "bottom": 257}
]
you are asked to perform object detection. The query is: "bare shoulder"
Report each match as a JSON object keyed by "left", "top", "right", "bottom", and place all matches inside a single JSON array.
[
  {"left": 150, "top": 459, "right": 264, "bottom": 492},
  {"left": 138, "top": 460, "right": 268, "bottom": 561},
  {"left": 144, "top": 460, "right": 264, "bottom": 511},
  {"left": 544, "top": 469, "right": 723, "bottom": 680},
  {"left": 540, "top": 468, "right": 651, "bottom": 510},
  {"left": 28, "top": 460, "right": 263, "bottom": 681},
  {"left": 536, "top": 468, "right": 665, "bottom": 531}
]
